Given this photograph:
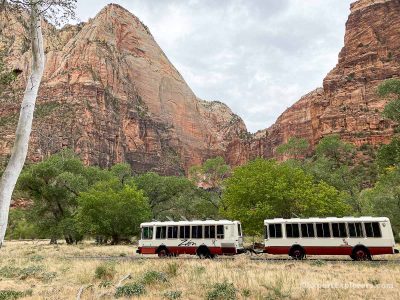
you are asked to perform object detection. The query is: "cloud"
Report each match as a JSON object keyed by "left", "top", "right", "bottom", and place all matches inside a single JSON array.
[{"left": 76, "top": 0, "right": 353, "bottom": 132}]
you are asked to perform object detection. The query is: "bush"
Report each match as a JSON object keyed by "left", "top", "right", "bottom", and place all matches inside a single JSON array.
[
  {"left": 166, "top": 262, "right": 179, "bottom": 277},
  {"left": 98, "top": 280, "right": 112, "bottom": 288},
  {"left": 241, "top": 289, "right": 251, "bottom": 298},
  {"left": 193, "top": 266, "right": 206, "bottom": 276},
  {"left": 163, "top": 290, "right": 182, "bottom": 300},
  {"left": 94, "top": 263, "right": 116, "bottom": 280},
  {"left": 206, "top": 282, "right": 237, "bottom": 300},
  {"left": 0, "top": 290, "right": 32, "bottom": 300},
  {"left": 310, "top": 260, "right": 326, "bottom": 266},
  {"left": 115, "top": 283, "right": 145, "bottom": 298},
  {"left": 0, "top": 266, "right": 43, "bottom": 280},
  {"left": 141, "top": 270, "right": 168, "bottom": 285}
]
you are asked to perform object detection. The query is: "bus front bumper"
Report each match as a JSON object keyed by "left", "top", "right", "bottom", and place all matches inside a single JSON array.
[{"left": 136, "top": 248, "right": 141, "bottom": 254}]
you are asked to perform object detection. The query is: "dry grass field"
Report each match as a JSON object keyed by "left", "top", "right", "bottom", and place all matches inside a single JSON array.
[{"left": 0, "top": 241, "right": 399, "bottom": 300}]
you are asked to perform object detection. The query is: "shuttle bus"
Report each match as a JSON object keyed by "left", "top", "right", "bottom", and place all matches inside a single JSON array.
[
  {"left": 264, "top": 217, "right": 399, "bottom": 260},
  {"left": 137, "top": 220, "right": 244, "bottom": 258}
]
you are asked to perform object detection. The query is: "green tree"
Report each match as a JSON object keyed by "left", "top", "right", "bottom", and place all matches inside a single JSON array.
[
  {"left": 378, "top": 78, "right": 400, "bottom": 123},
  {"left": 305, "top": 135, "right": 377, "bottom": 213},
  {"left": 76, "top": 179, "right": 151, "bottom": 244},
  {"left": 359, "top": 169, "right": 400, "bottom": 241},
  {"left": 5, "top": 208, "right": 39, "bottom": 240},
  {"left": 376, "top": 79, "right": 400, "bottom": 170},
  {"left": 189, "top": 157, "right": 231, "bottom": 192},
  {"left": 276, "top": 137, "right": 309, "bottom": 160},
  {"left": 221, "top": 159, "right": 350, "bottom": 235},
  {"left": 377, "top": 138, "right": 400, "bottom": 170},
  {"left": 134, "top": 172, "right": 219, "bottom": 219},
  {"left": 17, "top": 150, "right": 110, "bottom": 244}
]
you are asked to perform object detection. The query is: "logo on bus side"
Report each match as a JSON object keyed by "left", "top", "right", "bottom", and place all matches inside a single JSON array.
[{"left": 178, "top": 240, "right": 197, "bottom": 246}]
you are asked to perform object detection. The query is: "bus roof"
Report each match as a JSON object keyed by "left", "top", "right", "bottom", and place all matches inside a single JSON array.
[
  {"left": 264, "top": 217, "right": 390, "bottom": 224},
  {"left": 140, "top": 220, "right": 239, "bottom": 227}
]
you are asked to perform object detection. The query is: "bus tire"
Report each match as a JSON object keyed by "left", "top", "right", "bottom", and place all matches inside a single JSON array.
[
  {"left": 289, "top": 245, "right": 305, "bottom": 260},
  {"left": 352, "top": 246, "right": 371, "bottom": 261},
  {"left": 197, "top": 246, "right": 212, "bottom": 259},
  {"left": 156, "top": 246, "right": 169, "bottom": 258}
]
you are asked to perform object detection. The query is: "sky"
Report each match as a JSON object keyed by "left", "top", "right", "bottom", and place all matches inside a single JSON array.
[{"left": 76, "top": 0, "right": 354, "bottom": 132}]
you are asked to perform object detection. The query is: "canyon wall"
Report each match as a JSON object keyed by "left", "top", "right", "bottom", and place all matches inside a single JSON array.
[
  {"left": 1, "top": 0, "right": 399, "bottom": 174},
  {"left": 250, "top": 0, "right": 399, "bottom": 159},
  {"left": 0, "top": 4, "right": 247, "bottom": 175}
]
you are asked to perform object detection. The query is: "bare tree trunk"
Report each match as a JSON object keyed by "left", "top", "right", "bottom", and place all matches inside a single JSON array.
[{"left": 0, "top": 2, "right": 45, "bottom": 246}]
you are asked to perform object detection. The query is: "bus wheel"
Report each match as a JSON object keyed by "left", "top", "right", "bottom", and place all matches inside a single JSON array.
[
  {"left": 157, "top": 247, "right": 169, "bottom": 258},
  {"left": 352, "top": 247, "right": 371, "bottom": 261},
  {"left": 197, "top": 246, "right": 212, "bottom": 259},
  {"left": 290, "top": 246, "right": 305, "bottom": 260}
]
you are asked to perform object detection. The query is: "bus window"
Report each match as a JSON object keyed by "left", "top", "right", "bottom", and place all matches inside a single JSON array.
[
  {"left": 142, "top": 226, "right": 153, "bottom": 239},
  {"left": 192, "top": 225, "right": 203, "bottom": 239},
  {"left": 167, "top": 226, "right": 178, "bottom": 239},
  {"left": 348, "top": 222, "right": 364, "bottom": 238},
  {"left": 269, "top": 224, "right": 282, "bottom": 238},
  {"left": 179, "top": 226, "right": 190, "bottom": 239},
  {"left": 265, "top": 226, "right": 268, "bottom": 239},
  {"left": 316, "top": 223, "right": 331, "bottom": 238},
  {"left": 364, "top": 222, "right": 382, "bottom": 238},
  {"left": 156, "top": 226, "right": 166, "bottom": 239},
  {"left": 332, "top": 223, "right": 347, "bottom": 238},
  {"left": 217, "top": 225, "right": 224, "bottom": 239},
  {"left": 301, "top": 223, "right": 315, "bottom": 238},
  {"left": 286, "top": 224, "right": 300, "bottom": 238},
  {"left": 238, "top": 223, "right": 242, "bottom": 236},
  {"left": 205, "top": 225, "right": 216, "bottom": 238}
]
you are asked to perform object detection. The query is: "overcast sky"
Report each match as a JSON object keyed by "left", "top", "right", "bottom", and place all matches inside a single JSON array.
[{"left": 76, "top": 0, "right": 353, "bottom": 132}]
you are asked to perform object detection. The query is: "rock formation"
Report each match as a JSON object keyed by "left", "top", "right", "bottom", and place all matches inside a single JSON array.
[
  {"left": 1, "top": 0, "right": 399, "bottom": 173},
  {"left": 0, "top": 4, "right": 247, "bottom": 175},
  {"left": 251, "top": 0, "right": 399, "bottom": 158}
]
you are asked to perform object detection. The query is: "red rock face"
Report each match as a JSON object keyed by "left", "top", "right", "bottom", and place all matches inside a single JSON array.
[
  {"left": 0, "top": 4, "right": 247, "bottom": 174},
  {"left": 250, "top": 0, "right": 399, "bottom": 159},
  {"left": 1, "top": 0, "right": 399, "bottom": 173}
]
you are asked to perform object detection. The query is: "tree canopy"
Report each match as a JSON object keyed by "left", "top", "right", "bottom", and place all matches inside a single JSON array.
[
  {"left": 76, "top": 179, "right": 151, "bottom": 244},
  {"left": 134, "top": 172, "right": 219, "bottom": 220},
  {"left": 17, "top": 150, "right": 111, "bottom": 243},
  {"left": 220, "top": 159, "right": 350, "bottom": 235}
]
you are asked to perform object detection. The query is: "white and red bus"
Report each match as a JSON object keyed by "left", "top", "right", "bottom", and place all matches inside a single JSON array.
[
  {"left": 137, "top": 220, "right": 244, "bottom": 258},
  {"left": 264, "top": 217, "right": 399, "bottom": 260}
]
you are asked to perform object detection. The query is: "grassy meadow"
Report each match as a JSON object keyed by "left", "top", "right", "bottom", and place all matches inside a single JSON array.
[{"left": 0, "top": 241, "right": 399, "bottom": 299}]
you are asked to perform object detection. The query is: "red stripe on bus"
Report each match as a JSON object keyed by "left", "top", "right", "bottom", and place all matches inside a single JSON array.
[
  {"left": 138, "top": 246, "right": 237, "bottom": 255},
  {"left": 264, "top": 246, "right": 394, "bottom": 255}
]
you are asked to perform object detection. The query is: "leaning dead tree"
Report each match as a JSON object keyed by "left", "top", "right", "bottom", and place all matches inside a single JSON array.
[{"left": 0, "top": 0, "right": 77, "bottom": 247}]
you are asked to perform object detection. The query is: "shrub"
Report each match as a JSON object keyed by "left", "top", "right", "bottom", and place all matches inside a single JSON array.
[
  {"left": 163, "top": 290, "right": 182, "bottom": 299},
  {"left": 98, "top": 280, "right": 112, "bottom": 288},
  {"left": 0, "top": 290, "right": 32, "bottom": 300},
  {"left": 19, "top": 266, "right": 43, "bottom": 280},
  {"left": 206, "top": 281, "right": 237, "bottom": 300},
  {"left": 30, "top": 255, "right": 44, "bottom": 262},
  {"left": 262, "top": 277, "right": 291, "bottom": 299},
  {"left": 94, "top": 263, "right": 116, "bottom": 280},
  {"left": 310, "top": 260, "right": 326, "bottom": 266},
  {"left": 193, "top": 266, "right": 206, "bottom": 276},
  {"left": 141, "top": 270, "right": 168, "bottom": 285},
  {"left": 166, "top": 262, "right": 179, "bottom": 277},
  {"left": 368, "top": 278, "right": 380, "bottom": 286},
  {"left": 241, "top": 289, "right": 251, "bottom": 298},
  {"left": 115, "top": 283, "right": 145, "bottom": 298}
]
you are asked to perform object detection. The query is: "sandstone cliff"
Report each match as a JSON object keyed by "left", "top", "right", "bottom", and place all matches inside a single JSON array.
[
  {"left": 251, "top": 0, "right": 399, "bottom": 159},
  {"left": 0, "top": 4, "right": 247, "bottom": 174}
]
